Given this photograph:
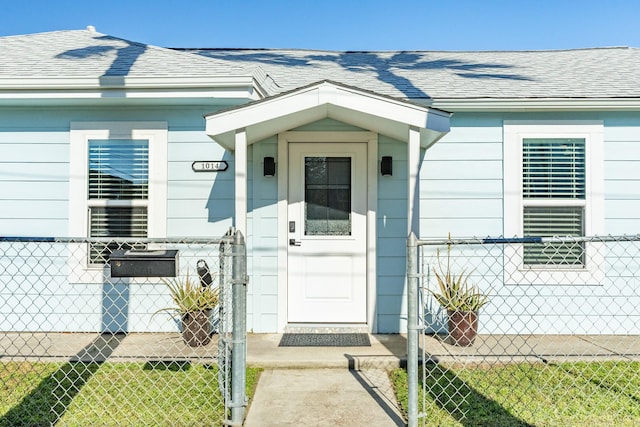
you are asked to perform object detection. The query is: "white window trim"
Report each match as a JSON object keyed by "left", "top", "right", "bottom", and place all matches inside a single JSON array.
[
  {"left": 69, "top": 122, "right": 168, "bottom": 281},
  {"left": 503, "top": 121, "right": 604, "bottom": 285}
]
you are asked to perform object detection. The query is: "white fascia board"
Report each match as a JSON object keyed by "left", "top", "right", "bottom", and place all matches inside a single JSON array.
[
  {"left": 0, "top": 76, "right": 264, "bottom": 100},
  {"left": 0, "top": 88, "right": 259, "bottom": 100},
  {"left": 0, "top": 76, "right": 256, "bottom": 89},
  {"left": 430, "top": 98, "right": 640, "bottom": 111}
]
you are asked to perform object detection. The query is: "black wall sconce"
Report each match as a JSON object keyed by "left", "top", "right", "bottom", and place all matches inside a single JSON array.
[
  {"left": 264, "top": 156, "right": 276, "bottom": 176},
  {"left": 381, "top": 156, "right": 393, "bottom": 176}
]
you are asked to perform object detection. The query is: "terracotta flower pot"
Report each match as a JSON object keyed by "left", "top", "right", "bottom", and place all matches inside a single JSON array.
[
  {"left": 447, "top": 310, "right": 478, "bottom": 347},
  {"left": 181, "top": 310, "right": 212, "bottom": 347}
]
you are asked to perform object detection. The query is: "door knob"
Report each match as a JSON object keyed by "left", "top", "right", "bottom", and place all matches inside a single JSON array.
[{"left": 289, "top": 239, "right": 301, "bottom": 246}]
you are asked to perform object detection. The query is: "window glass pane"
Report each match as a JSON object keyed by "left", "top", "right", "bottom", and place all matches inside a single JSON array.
[
  {"left": 304, "top": 157, "right": 351, "bottom": 236},
  {"left": 523, "top": 206, "right": 584, "bottom": 266},
  {"left": 89, "top": 139, "right": 149, "bottom": 200},
  {"left": 89, "top": 206, "right": 147, "bottom": 264},
  {"left": 523, "top": 138, "right": 585, "bottom": 199}
]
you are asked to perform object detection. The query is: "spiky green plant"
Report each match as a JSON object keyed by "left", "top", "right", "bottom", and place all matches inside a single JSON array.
[
  {"left": 155, "top": 272, "right": 219, "bottom": 318},
  {"left": 431, "top": 242, "right": 489, "bottom": 313}
]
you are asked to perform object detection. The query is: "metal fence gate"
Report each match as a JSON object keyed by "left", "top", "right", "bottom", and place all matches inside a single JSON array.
[
  {"left": 0, "top": 229, "right": 247, "bottom": 426},
  {"left": 407, "top": 233, "right": 640, "bottom": 427}
]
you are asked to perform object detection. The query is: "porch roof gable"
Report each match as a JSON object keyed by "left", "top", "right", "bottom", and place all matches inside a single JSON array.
[{"left": 205, "top": 80, "right": 451, "bottom": 150}]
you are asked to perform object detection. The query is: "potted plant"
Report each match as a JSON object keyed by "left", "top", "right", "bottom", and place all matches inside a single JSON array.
[
  {"left": 431, "top": 242, "right": 489, "bottom": 346},
  {"left": 155, "top": 272, "right": 219, "bottom": 347}
]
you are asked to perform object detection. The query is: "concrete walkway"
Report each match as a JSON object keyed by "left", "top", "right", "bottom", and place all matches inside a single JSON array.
[
  {"left": 243, "top": 334, "right": 407, "bottom": 426},
  {"left": 244, "top": 368, "right": 404, "bottom": 427}
]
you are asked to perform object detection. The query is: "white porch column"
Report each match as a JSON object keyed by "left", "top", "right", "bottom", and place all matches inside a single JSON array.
[
  {"left": 234, "top": 128, "right": 247, "bottom": 234},
  {"left": 407, "top": 125, "right": 421, "bottom": 236}
]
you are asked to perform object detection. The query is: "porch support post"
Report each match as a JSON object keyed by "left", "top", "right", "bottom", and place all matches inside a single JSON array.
[
  {"left": 234, "top": 128, "right": 247, "bottom": 233},
  {"left": 407, "top": 125, "right": 421, "bottom": 235},
  {"left": 407, "top": 127, "right": 421, "bottom": 427}
]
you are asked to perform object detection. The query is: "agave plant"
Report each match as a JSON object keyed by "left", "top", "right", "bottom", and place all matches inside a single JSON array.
[
  {"left": 155, "top": 272, "right": 219, "bottom": 317},
  {"left": 431, "top": 244, "right": 489, "bottom": 313}
]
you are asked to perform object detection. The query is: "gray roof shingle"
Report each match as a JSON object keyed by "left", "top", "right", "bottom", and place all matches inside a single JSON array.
[
  {"left": 183, "top": 47, "right": 640, "bottom": 100},
  {"left": 2, "top": 29, "right": 640, "bottom": 101},
  {"left": 0, "top": 29, "right": 250, "bottom": 78}
]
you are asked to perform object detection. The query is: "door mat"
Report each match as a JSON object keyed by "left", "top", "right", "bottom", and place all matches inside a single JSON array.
[{"left": 279, "top": 333, "right": 371, "bottom": 347}]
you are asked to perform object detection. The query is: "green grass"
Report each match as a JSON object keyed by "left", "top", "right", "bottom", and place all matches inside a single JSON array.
[
  {"left": 0, "top": 361, "right": 261, "bottom": 426},
  {"left": 391, "top": 361, "right": 640, "bottom": 427}
]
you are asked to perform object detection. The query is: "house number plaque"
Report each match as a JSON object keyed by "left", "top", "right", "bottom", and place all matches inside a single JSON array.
[{"left": 192, "top": 161, "right": 228, "bottom": 172}]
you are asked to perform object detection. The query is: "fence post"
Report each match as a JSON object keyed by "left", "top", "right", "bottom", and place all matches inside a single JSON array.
[
  {"left": 231, "top": 230, "right": 247, "bottom": 425},
  {"left": 407, "top": 232, "right": 419, "bottom": 427}
]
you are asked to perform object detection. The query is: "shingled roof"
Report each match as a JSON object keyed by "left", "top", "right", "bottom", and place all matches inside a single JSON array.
[
  {"left": 1, "top": 29, "right": 639, "bottom": 104},
  {"left": 0, "top": 28, "right": 251, "bottom": 78},
  {"left": 182, "top": 47, "right": 640, "bottom": 101}
]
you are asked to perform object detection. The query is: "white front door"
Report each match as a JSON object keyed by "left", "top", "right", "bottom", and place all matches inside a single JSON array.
[{"left": 287, "top": 143, "right": 368, "bottom": 323}]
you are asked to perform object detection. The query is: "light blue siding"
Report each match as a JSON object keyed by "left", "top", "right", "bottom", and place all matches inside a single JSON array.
[
  {"left": 0, "top": 104, "right": 236, "bottom": 333},
  {"left": 3, "top": 103, "right": 640, "bottom": 335},
  {"left": 415, "top": 113, "right": 640, "bottom": 335},
  {"left": 247, "top": 138, "right": 278, "bottom": 332},
  {"left": 420, "top": 179, "right": 503, "bottom": 199},
  {"left": 604, "top": 121, "right": 640, "bottom": 236},
  {"left": 0, "top": 129, "right": 69, "bottom": 235},
  {"left": 419, "top": 116, "right": 504, "bottom": 240},
  {"left": 0, "top": 162, "right": 68, "bottom": 181},
  {"left": 420, "top": 199, "right": 503, "bottom": 219},
  {"left": 377, "top": 135, "right": 409, "bottom": 332},
  {"left": 293, "top": 118, "right": 365, "bottom": 132},
  {"left": 420, "top": 160, "right": 503, "bottom": 180}
]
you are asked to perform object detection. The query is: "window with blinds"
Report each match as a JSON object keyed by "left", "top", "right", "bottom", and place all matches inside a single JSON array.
[
  {"left": 523, "top": 207, "right": 585, "bottom": 266},
  {"left": 523, "top": 138, "right": 585, "bottom": 199},
  {"left": 87, "top": 139, "right": 149, "bottom": 264},
  {"left": 522, "top": 138, "right": 586, "bottom": 266}
]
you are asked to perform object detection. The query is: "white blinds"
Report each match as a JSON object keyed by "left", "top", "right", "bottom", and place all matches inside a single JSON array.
[
  {"left": 90, "top": 207, "right": 148, "bottom": 238},
  {"left": 87, "top": 139, "right": 149, "bottom": 264},
  {"left": 89, "top": 206, "right": 148, "bottom": 264},
  {"left": 523, "top": 138, "right": 585, "bottom": 199},
  {"left": 522, "top": 138, "right": 586, "bottom": 266},
  {"left": 88, "top": 139, "right": 149, "bottom": 200},
  {"left": 523, "top": 207, "right": 585, "bottom": 265}
]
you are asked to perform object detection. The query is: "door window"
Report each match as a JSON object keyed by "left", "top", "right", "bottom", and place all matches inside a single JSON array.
[{"left": 304, "top": 156, "right": 351, "bottom": 236}]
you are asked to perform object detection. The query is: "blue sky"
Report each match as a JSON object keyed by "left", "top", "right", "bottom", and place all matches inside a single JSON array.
[{"left": 2, "top": 0, "right": 639, "bottom": 51}]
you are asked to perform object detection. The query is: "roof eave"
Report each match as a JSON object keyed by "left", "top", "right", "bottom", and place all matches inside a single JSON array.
[
  {"left": 428, "top": 97, "right": 640, "bottom": 111},
  {"left": 206, "top": 80, "right": 451, "bottom": 150},
  {"left": 0, "top": 76, "right": 268, "bottom": 101}
]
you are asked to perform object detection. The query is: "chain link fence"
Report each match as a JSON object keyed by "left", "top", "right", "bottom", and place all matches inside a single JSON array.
[
  {"left": 407, "top": 234, "right": 640, "bottom": 426},
  {"left": 0, "top": 230, "right": 247, "bottom": 426}
]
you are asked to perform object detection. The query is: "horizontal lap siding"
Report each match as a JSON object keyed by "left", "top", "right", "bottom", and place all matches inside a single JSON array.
[
  {"left": 604, "top": 125, "right": 640, "bottom": 234},
  {"left": 167, "top": 130, "right": 235, "bottom": 237},
  {"left": 377, "top": 136, "right": 408, "bottom": 332},
  {"left": 419, "top": 115, "right": 640, "bottom": 335},
  {"left": 0, "top": 131, "right": 70, "bottom": 236},
  {"left": 0, "top": 105, "right": 233, "bottom": 333},
  {"left": 248, "top": 139, "right": 278, "bottom": 332},
  {"left": 420, "top": 117, "right": 504, "bottom": 239}
]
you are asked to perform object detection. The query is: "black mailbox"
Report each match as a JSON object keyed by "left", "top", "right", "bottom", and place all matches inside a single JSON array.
[{"left": 109, "top": 250, "right": 179, "bottom": 278}]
